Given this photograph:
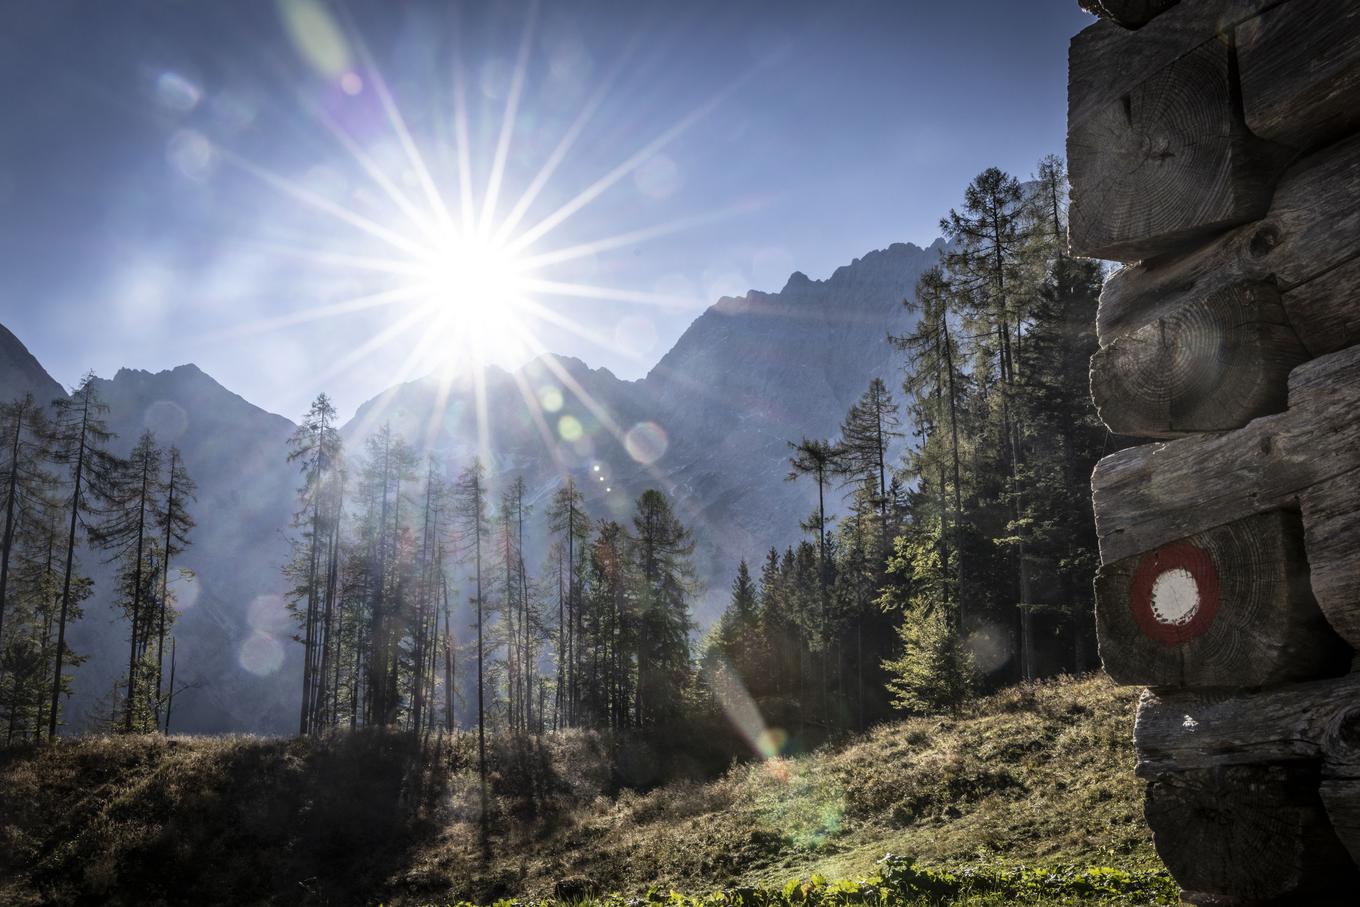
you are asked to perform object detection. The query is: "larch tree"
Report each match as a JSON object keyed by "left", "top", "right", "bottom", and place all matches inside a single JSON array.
[
  {"left": 47, "top": 373, "right": 121, "bottom": 740},
  {"left": 546, "top": 476, "right": 588, "bottom": 728},
  {"left": 285, "top": 393, "right": 344, "bottom": 735},
  {"left": 454, "top": 458, "right": 490, "bottom": 833},
  {"left": 0, "top": 394, "right": 51, "bottom": 648},
  {"left": 153, "top": 447, "right": 194, "bottom": 731},
  {"left": 93, "top": 430, "right": 163, "bottom": 732}
]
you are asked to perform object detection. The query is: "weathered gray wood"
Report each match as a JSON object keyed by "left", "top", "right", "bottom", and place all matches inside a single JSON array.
[
  {"left": 1301, "top": 475, "right": 1360, "bottom": 648},
  {"left": 1095, "top": 510, "right": 1347, "bottom": 688},
  {"left": 1068, "top": 36, "right": 1286, "bottom": 261},
  {"left": 1090, "top": 281, "right": 1309, "bottom": 437},
  {"left": 1238, "top": 0, "right": 1360, "bottom": 150},
  {"left": 1069, "top": 0, "right": 1284, "bottom": 126},
  {"left": 1141, "top": 761, "right": 1357, "bottom": 903},
  {"left": 1134, "top": 675, "right": 1360, "bottom": 774},
  {"left": 1077, "top": 0, "right": 1180, "bottom": 30},
  {"left": 1281, "top": 254, "right": 1360, "bottom": 357},
  {"left": 1097, "top": 132, "right": 1360, "bottom": 350},
  {"left": 1138, "top": 675, "right": 1360, "bottom": 872},
  {"left": 1092, "top": 343, "right": 1360, "bottom": 561}
]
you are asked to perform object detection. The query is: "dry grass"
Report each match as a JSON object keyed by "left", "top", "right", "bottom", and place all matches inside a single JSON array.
[{"left": 0, "top": 675, "right": 1157, "bottom": 906}]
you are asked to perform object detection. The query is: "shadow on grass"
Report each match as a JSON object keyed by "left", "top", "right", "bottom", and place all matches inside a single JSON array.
[{"left": 0, "top": 729, "right": 451, "bottom": 906}]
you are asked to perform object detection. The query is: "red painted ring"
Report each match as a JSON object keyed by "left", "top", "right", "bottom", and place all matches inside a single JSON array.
[{"left": 1128, "top": 541, "right": 1220, "bottom": 646}]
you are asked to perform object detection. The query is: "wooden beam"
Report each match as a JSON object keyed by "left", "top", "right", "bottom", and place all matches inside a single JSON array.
[
  {"left": 1280, "top": 254, "right": 1360, "bottom": 357},
  {"left": 1090, "top": 280, "right": 1309, "bottom": 437},
  {"left": 1301, "top": 475, "right": 1360, "bottom": 647},
  {"left": 1237, "top": 0, "right": 1360, "bottom": 150},
  {"left": 1140, "top": 761, "right": 1356, "bottom": 903},
  {"left": 1134, "top": 674, "right": 1360, "bottom": 774},
  {"left": 1068, "top": 36, "right": 1285, "bottom": 261},
  {"left": 1069, "top": 0, "right": 1283, "bottom": 127},
  {"left": 1092, "top": 344, "right": 1360, "bottom": 559},
  {"left": 1095, "top": 510, "right": 1347, "bottom": 688},
  {"left": 1077, "top": 0, "right": 1180, "bottom": 30},
  {"left": 1093, "top": 346, "right": 1360, "bottom": 648},
  {"left": 1096, "top": 132, "right": 1360, "bottom": 352},
  {"left": 1138, "top": 675, "right": 1360, "bottom": 872}
]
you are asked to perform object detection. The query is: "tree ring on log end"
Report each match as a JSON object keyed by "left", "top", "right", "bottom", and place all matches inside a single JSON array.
[{"left": 1130, "top": 541, "right": 1219, "bottom": 645}]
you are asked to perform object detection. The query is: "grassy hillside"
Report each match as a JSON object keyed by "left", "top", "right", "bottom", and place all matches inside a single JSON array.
[{"left": 0, "top": 675, "right": 1167, "bottom": 905}]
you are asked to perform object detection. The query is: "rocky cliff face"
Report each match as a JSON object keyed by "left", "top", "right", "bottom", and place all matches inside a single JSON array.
[
  {"left": 0, "top": 323, "right": 65, "bottom": 403},
  {"left": 0, "top": 240, "right": 938, "bottom": 732}
]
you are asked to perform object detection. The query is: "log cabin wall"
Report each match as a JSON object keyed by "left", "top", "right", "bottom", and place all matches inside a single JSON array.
[{"left": 1069, "top": 1, "right": 1360, "bottom": 902}]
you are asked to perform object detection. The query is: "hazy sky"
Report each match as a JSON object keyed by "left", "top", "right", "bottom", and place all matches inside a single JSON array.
[{"left": 0, "top": 0, "right": 1092, "bottom": 420}]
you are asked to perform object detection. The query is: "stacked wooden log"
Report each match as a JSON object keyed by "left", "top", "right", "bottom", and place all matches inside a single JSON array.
[{"left": 1068, "top": 1, "right": 1360, "bottom": 902}]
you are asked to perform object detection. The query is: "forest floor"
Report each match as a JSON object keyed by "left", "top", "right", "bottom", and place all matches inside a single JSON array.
[{"left": 0, "top": 675, "right": 1170, "bottom": 906}]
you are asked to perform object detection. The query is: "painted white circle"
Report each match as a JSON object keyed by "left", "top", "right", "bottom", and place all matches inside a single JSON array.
[{"left": 1150, "top": 567, "right": 1200, "bottom": 626}]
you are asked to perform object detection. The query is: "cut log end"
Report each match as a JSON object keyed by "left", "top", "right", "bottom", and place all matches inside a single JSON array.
[
  {"left": 1090, "top": 281, "right": 1309, "bottom": 437},
  {"left": 1135, "top": 676, "right": 1360, "bottom": 898},
  {"left": 1068, "top": 38, "right": 1283, "bottom": 262},
  {"left": 1095, "top": 510, "right": 1350, "bottom": 689},
  {"left": 1143, "top": 762, "right": 1359, "bottom": 903}
]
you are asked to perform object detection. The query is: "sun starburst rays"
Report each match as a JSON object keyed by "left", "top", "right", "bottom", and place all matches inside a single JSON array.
[{"left": 206, "top": 2, "right": 768, "bottom": 506}]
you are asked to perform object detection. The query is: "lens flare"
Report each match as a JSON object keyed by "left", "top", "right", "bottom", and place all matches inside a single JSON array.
[{"left": 624, "top": 421, "right": 668, "bottom": 465}]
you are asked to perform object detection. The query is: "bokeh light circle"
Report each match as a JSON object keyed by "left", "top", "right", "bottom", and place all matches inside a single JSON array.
[{"left": 624, "top": 421, "right": 668, "bottom": 465}]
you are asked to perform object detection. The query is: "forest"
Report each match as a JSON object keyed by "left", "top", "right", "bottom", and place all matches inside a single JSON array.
[
  {"left": 0, "top": 153, "right": 1110, "bottom": 758},
  {"left": 0, "top": 156, "right": 1162, "bottom": 905},
  {"left": 0, "top": 383, "right": 195, "bottom": 741},
  {"left": 268, "top": 153, "right": 1112, "bottom": 773}
]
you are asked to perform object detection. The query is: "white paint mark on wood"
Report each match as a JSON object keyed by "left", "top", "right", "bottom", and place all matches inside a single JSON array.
[{"left": 1151, "top": 567, "right": 1200, "bottom": 626}]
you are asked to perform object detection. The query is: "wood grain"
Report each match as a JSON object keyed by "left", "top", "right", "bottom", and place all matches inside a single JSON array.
[
  {"left": 1134, "top": 674, "right": 1360, "bottom": 774},
  {"left": 1237, "top": 0, "right": 1360, "bottom": 150},
  {"left": 1301, "top": 474, "right": 1360, "bottom": 648},
  {"left": 1068, "top": 37, "right": 1284, "bottom": 261},
  {"left": 1097, "top": 132, "right": 1360, "bottom": 352},
  {"left": 1092, "top": 344, "right": 1360, "bottom": 560},
  {"left": 1137, "top": 676, "right": 1360, "bottom": 892},
  {"left": 1141, "top": 761, "right": 1357, "bottom": 903},
  {"left": 1090, "top": 280, "right": 1309, "bottom": 437},
  {"left": 1095, "top": 510, "right": 1348, "bottom": 688},
  {"left": 1069, "top": 0, "right": 1285, "bottom": 126}
]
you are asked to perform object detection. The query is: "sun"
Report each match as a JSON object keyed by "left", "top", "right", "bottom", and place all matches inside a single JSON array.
[{"left": 416, "top": 233, "right": 531, "bottom": 366}]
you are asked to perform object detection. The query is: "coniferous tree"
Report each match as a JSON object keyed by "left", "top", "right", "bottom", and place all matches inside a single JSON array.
[
  {"left": 0, "top": 394, "right": 51, "bottom": 649},
  {"left": 285, "top": 394, "right": 344, "bottom": 734},
  {"left": 94, "top": 430, "right": 163, "bottom": 732},
  {"left": 631, "top": 489, "right": 695, "bottom": 727},
  {"left": 154, "top": 447, "right": 194, "bottom": 731},
  {"left": 547, "top": 476, "right": 588, "bottom": 727},
  {"left": 47, "top": 374, "right": 120, "bottom": 739},
  {"left": 455, "top": 459, "right": 490, "bottom": 839}
]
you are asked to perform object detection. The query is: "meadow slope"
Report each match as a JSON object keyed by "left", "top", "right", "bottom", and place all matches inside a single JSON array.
[{"left": 0, "top": 675, "right": 1164, "bottom": 905}]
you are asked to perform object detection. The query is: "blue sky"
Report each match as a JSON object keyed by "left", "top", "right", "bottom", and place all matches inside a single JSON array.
[{"left": 0, "top": 0, "right": 1093, "bottom": 420}]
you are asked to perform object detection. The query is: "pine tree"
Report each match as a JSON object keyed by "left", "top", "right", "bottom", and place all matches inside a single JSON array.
[{"left": 837, "top": 379, "right": 901, "bottom": 545}]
